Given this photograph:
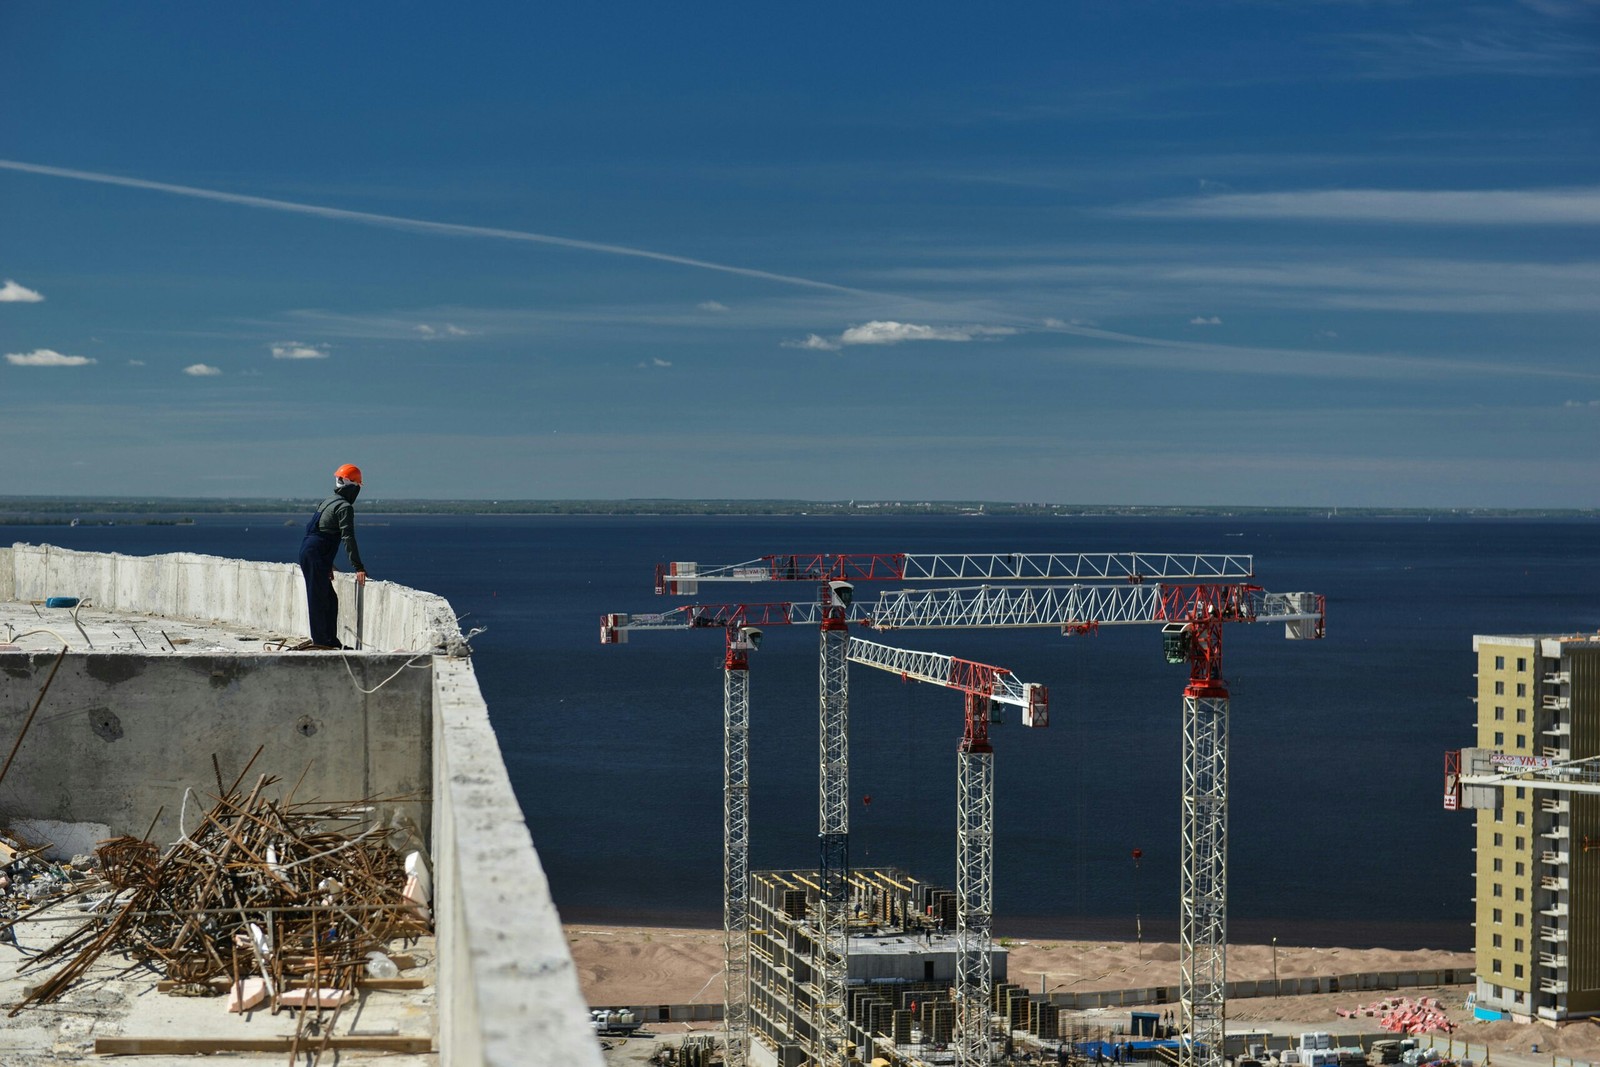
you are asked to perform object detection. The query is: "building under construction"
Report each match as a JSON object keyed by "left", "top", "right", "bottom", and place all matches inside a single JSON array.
[
  {"left": 1452, "top": 634, "right": 1600, "bottom": 1024},
  {"left": 747, "top": 867, "right": 1017, "bottom": 1067}
]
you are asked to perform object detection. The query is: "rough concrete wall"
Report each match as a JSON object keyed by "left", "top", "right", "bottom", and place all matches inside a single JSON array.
[
  {"left": 6, "top": 543, "right": 463, "bottom": 653},
  {"left": 432, "top": 656, "right": 603, "bottom": 1067},
  {"left": 0, "top": 651, "right": 431, "bottom": 850}
]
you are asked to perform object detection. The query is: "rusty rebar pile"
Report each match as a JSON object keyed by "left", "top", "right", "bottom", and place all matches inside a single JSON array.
[{"left": 7, "top": 771, "right": 428, "bottom": 1015}]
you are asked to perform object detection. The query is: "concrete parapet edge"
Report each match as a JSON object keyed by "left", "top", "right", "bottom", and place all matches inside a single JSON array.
[
  {"left": 6, "top": 543, "right": 463, "bottom": 653},
  {"left": 433, "top": 655, "right": 603, "bottom": 1067}
]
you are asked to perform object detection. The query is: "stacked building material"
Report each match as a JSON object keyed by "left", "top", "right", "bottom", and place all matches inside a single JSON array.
[{"left": 1336, "top": 996, "right": 1456, "bottom": 1035}]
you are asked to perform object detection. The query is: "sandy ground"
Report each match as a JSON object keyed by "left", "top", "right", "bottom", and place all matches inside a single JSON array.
[{"left": 568, "top": 925, "right": 1600, "bottom": 1063}]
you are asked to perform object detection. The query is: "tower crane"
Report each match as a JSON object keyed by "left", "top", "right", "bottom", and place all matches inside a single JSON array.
[
  {"left": 599, "top": 600, "right": 873, "bottom": 1067},
  {"left": 866, "top": 582, "right": 1326, "bottom": 1067},
  {"left": 650, "top": 550, "right": 1269, "bottom": 1067},
  {"left": 1445, "top": 751, "right": 1600, "bottom": 806},
  {"left": 845, "top": 636, "right": 1047, "bottom": 1067}
]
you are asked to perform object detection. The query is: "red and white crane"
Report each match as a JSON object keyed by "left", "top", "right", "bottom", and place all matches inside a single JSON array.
[
  {"left": 653, "top": 550, "right": 1261, "bottom": 1067},
  {"left": 866, "top": 581, "right": 1325, "bottom": 1067},
  {"left": 1445, "top": 751, "right": 1600, "bottom": 806},
  {"left": 846, "top": 636, "right": 1047, "bottom": 1067},
  {"left": 599, "top": 600, "right": 873, "bottom": 1067}
]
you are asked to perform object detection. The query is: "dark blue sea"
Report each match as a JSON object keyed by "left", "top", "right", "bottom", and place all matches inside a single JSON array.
[{"left": 8, "top": 513, "right": 1597, "bottom": 950}]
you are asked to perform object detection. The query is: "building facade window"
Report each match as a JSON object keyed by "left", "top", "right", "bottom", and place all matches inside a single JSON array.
[
  {"left": 1514, "top": 964, "right": 1524, "bottom": 979},
  {"left": 1495, "top": 731, "right": 1505, "bottom": 746},
  {"left": 1517, "top": 683, "right": 1527, "bottom": 697},
  {"left": 1493, "top": 858, "right": 1503, "bottom": 872},
  {"left": 1516, "top": 810, "right": 1526, "bottom": 826},
  {"left": 1493, "top": 883, "right": 1503, "bottom": 897},
  {"left": 1494, "top": 832, "right": 1504, "bottom": 846},
  {"left": 1517, "top": 657, "right": 1527, "bottom": 671},
  {"left": 1515, "top": 887, "right": 1525, "bottom": 902},
  {"left": 1493, "top": 908, "right": 1503, "bottom": 923},
  {"left": 1495, "top": 656, "right": 1506, "bottom": 669},
  {"left": 1515, "top": 913, "right": 1525, "bottom": 927},
  {"left": 1517, "top": 708, "right": 1526, "bottom": 723},
  {"left": 1495, "top": 706, "right": 1506, "bottom": 720}
]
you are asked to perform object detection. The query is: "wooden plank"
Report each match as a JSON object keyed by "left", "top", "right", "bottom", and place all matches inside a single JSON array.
[
  {"left": 95, "top": 1035, "right": 433, "bottom": 1055},
  {"left": 155, "top": 976, "right": 426, "bottom": 992}
]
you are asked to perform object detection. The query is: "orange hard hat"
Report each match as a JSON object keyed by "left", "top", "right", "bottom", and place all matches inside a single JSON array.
[{"left": 334, "top": 463, "right": 363, "bottom": 485}]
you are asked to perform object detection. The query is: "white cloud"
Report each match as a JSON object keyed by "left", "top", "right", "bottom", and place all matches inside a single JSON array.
[
  {"left": 1044, "top": 316, "right": 1094, "bottom": 328},
  {"left": 270, "top": 341, "right": 329, "bottom": 360},
  {"left": 838, "top": 321, "right": 1019, "bottom": 345},
  {"left": 0, "top": 279, "right": 44, "bottom": 303},
  {"left": 127, "top": 359, "right": 146, "bottom": 366},
  {"left": 782, "top": 333, "right": 842, "bottom": 351},
  {"left": 1563, "top": 399, "right": 1600, "bottom": 408},
  {"left": 698, "top": 301, "right": 730, "bottom": 312},
  {"left": 184, "top": 363, "right": 222, "bottom": 376},
  {"left": 1317, "top": 330, "right": 1340, "bottom": 339},
  {"left": 1127, "top": 186, "right": 1600, "bottom": 225},
  {"left": 413, "top": 323, "right": 474, "bottom": 338},
  {"left": 5, "top": 348, "right": 95, "bottom": 367},
  {"left": 638, "top": 357, "right": 673, "bottom": 368},
  {"left": 1190, "top": 315, "right": 1223, "bottom": 326}
]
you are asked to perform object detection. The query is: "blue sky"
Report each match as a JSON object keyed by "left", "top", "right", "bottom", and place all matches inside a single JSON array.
[{"left": 1, "top": 1, "right": 1596, "bottom": 505}]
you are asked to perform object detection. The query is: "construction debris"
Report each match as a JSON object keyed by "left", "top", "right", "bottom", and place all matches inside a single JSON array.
[
  {"left": 1337, "top": 996, "right": 1457, "bottom": 1035},
  {"left": 0, "top": 760, "right": 431, "bottom": 1066}
]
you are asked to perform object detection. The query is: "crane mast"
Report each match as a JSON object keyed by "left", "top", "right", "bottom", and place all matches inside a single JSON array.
[
  {"left": 846, "top": 637, "right": 1047, "bottom": 1067},
  {"left": 816, "top": 586, "right": 852, "bottom": 1067},
  {"left": 723, "top": 627, "right": 755, "bottom": 1066}
]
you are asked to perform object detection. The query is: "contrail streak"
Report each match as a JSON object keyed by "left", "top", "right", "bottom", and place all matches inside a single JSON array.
[
  {"left": 0, "top": 158, "right": 871, "bottom": 296},
  {"left": 3, "top": 159, "right": 1586, "bottom": 383}
]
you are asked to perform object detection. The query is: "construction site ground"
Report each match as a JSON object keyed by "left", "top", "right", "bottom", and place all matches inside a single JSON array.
[{"left": 571, "top": 927, "right": 1600, "bottom": 1067}]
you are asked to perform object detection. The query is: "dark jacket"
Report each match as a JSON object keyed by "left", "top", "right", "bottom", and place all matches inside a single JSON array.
[{"left": 313, "top": 485, "right": 365, "bottom": 571}]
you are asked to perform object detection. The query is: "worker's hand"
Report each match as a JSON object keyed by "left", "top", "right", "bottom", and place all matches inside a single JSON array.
[{"left": 356, "top": 570, "right": 368, "bottom": 585}]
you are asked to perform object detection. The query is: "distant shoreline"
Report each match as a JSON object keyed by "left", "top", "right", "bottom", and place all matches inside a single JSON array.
[{"left": 1, "top": 497, "right": 1595, "bottom": 521}]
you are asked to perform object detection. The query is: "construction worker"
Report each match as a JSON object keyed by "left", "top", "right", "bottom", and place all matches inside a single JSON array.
[{"left": 298, "top": 463, "right": 368, "bottom": 649}]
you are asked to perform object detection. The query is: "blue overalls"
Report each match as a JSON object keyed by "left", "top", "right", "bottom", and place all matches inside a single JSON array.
[{"left": 299, "top": 501, "right": 342, "bottom": 648}]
